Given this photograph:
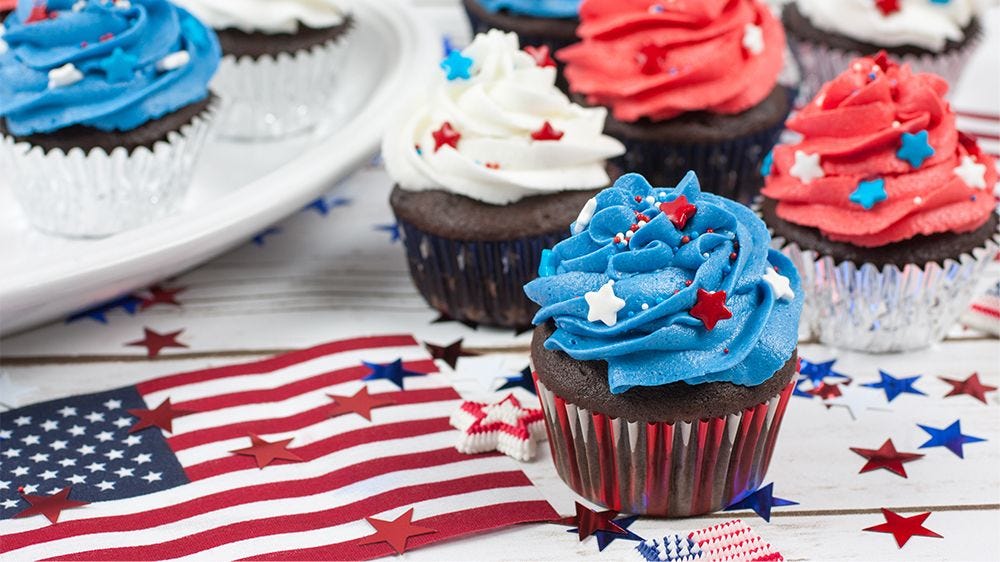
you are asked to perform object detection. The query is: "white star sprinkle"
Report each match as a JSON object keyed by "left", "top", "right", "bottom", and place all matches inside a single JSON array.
[
  {"left": 48, "top": 63, "right": 84, "bottom": 89},
  {"left": 762, "top": 267, "right": 794, "bottom": 302},
  {"left": 953, "top": 155, "right": 987, "bottom": 189},
  {"left": 789, "top": 150, "right": 824, "bottom": 184},
  {"left": 742, "top": 23, "right": 764, "bottom": 55},
  {"left": 141, "top": 471, "right": 162, "bottom": 483},
  {"left": 584, "top": 280, "right": 627, "bottom": 327}
]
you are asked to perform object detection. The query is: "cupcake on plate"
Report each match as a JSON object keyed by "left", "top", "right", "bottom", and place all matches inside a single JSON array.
[
  {"left": 524, "top": 171, "right": 804, "bottom": 517},
  {"left": 173, "top": 0, "right": 353, "bottom": 141},
  {"left": 760, "top": 54, "right": 999, "bottom": 352},
  {"left": 784, "top": 0, "right": 982, "bottom": 101},
  {"left": 462, "top": 0, "right": 580, "bottom": 68},
  {"left": 558, "top": 0, "right": 793, "bottom": 203},
  {"left": 0, "top": 0, "right": 220, "bottom": 238},
  {"left": 383, "top": 29, "right": 625, "bottom": 330}
]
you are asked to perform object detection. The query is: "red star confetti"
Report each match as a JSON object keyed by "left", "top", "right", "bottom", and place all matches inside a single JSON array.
[
  {"left": 139, "top": 285, "right": 185, "bottom": 311},
  {"left": 850, "top": 439, "right": 924, "bottom": 478},
  {"left": 128, "top": 397, "right": 195, "bottom": 434},
  {"left": 449, "top": 394, "right": 546, "bottom": 461},
  {"left": 229, "top": 433, "right": 303, "bottom": 469},
  {"left": 524, "top": 44, "right": 555, "bottom": 68},
  {"left": 531, "top": 121, "right": 565, "bottom": 141},
  {"left": 555, "top": 502, "right": 627, "bottom": 541},
  {"left": 328, "top": 386, "right": 395, "bottom": 421},
  {"left": 424, "top": 339, "right": 475, "bottom": 370},
  {"left": 689, "top": 289, "right": 732, "bottom": 330},
  {"left": 875, "top": 0, "right": 901, "bottom": 16},
  {"left": 14, "top": 486, "right": 88, "bottom": 524},
  {"left": 864, "top": 508, "right": 942, "bottom": 547},
  {"left": 357, "top": 507, "right": 437, "bottom": 554},
  {"left": 432, "top": 121, "right": 461, "bottom": 152},
  {"left": 125, "top": 327, "right": 188, "bottom": 358},
  {"left": 940, "top": 372, "right": 996, "bottom": 404},
  {"left": 808, "top": 381, "right": 843, "bottom": 400},
  {"left": 659, "top": 195, "right": 697, "bottom": 229},
  {"left": 25, "top": 3, "right": 49, "bottom": 23}
]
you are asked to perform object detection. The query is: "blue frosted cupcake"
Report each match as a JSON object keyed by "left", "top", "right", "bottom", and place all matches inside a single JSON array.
[
  {"left": 462, "top": 0, "right": 580, "bottom": 68},
  {"left": 0, "top": 0, "right": 220, "bottom": 237}
]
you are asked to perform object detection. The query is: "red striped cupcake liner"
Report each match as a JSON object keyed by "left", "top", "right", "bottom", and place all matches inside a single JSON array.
[{"left": 533, "top": 374, "right": 795, "bottom": 517}]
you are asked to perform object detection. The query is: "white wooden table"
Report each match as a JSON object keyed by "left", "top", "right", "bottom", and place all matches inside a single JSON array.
[{"left": 2, "top": 3, "right": 999, "bottom": 561}]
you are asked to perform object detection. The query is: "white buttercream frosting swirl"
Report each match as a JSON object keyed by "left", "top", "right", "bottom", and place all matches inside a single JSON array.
[
  {"left": 794, "top": 0, "right": 976, "bottom": 52},
  {"left": 382, "top": 30, "right": 626, "bottom": 205},
  {"left": 173, "top": 0, "right": 350, "bottom": 34}
]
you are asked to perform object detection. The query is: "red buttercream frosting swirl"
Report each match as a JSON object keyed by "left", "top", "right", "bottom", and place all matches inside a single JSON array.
[
  {"left": 557, "top": 0, "right": 785, "bottom": 123},
  {"left": 762, "top": 55, "right": 998, "bottom": 248}
]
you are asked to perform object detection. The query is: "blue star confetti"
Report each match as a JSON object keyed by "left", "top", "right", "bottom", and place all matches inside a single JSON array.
[
  {"left": 862, "top": 370, "right": 926, "bottom": 402},
  {"left": 792, "top": 377, "right": 815, "bottom": 399},
  {"left": 918, "top": 420, "right": 985, "bottom": 458},
  {"left": 799, "top": 358, "right": 851, "bottom": 386},
  {"left": 362, "top": 359, "right": 427, "bottom": 389},
  {"left": 374, "top": 223, "right": 401, "bottom": 243},
  {"left": 723, "top": 483, "right": 798, "bottom": 522},
  {"left": 897, "top": 130, "right": 935, "bottom": 168},
  {"left": 252, "top": 227, "right": 282, "bottom": 247},
  {"left": 100, "top": 47, "right": 138, "bottom": 82},
  {"left": 849, "top": 178, "right": 887, "bottom": 210},
  {"left": 304, "top": 196, "right": 350, "bottom": 216},
  {"left": 569, "top": 514, "right": 644, "bottom": 551},
  {"left": 497, "top": 367, "right": 537, "bottom": 395},
  {"left": 636, "top": 535, "right": 701, "bottom": 561},
  {"left": 440, "top": 50, "right": 474, "bottom": 80},
  {"left": 67, "top": 295, "right": 143, "bottom": 324}
]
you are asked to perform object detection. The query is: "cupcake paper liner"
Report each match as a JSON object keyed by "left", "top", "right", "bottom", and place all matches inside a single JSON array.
[
  {"left": 212, "top": 37, "right": 349, "bottom": 141},
  {"left": 771, "top": 225, "right": 1000, "bottom": 353},
  {"left": 395, "top": 216, "right": 567, "bottom": 330},
  {"left": 533, "top": 374, "right": 795, "bottom": 517},
  {"left": 0, "top": 104, "right": 217, "bottom": 238}
]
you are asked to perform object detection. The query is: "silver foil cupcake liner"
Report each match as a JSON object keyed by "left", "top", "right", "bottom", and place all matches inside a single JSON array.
[
  {"left": 212, "top": 37, "right": 349, "bottom": 141},
  {"left": 534, "top": 374, "right": 795, "bottom": 518},
  {"left": 0, "top": 104, "right": 217, "bottom": 238},
  {"left": 772, "top": 226, "right": 1000, "bottom": 352}
]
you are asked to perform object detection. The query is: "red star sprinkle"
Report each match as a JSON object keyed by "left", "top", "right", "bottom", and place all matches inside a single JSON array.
[
  {"left": 636, "top": 44, "right": 668, "bottom": 75},
  {"left": 875, "top": 0, "right": 901, "bottom": 16},
  {"left": 431, "top": 122, "right": 461, "bottom": 152},
  {"left": 230, "top": 433, "right": 303, "bottom": 469},
  {"left": 357, "top": 507, "right": 437, "bottom": 554},
  {"left": 689, "top": 289, "right": 732, "bottom": 331},
  {"left": 531, "top": 121, "right": 565, "bottom": 141},
  {"left": 659, "top": 195, "right": 697, "bottom": 229},
  {"left": 808, "top": 382, "right": 843, "bottom": 400},
  {"left": 554, "top": 502, "right": 627, "bottom": 541},
  {"left": 126, "top": 327, "right": 188, "bottom": 358},
  {"left": 128, "top": 397, "right": 195, "bottom": 434},
  {"left": 139, "top": 285, "right": 185, "bottom": 311},
  {"left": 328, "top": 386, "right": 395, "bottom": 421},
  {"left": 940, "top": 372, "right": 996, "bottom": 404},
  {"left": 524, "top": 45, "right": 555, "bottom": 68},
  {"left": 25, "top": 4, "right": 49, "bottom": 23},
  {"left": 14, "top": 487, "right": 88, "bottom": 524},
  {"left": 850, "top": 439, "right": 924, "bottom": 478},
  {"left": 864, "top": 508, "right": 942, "bottom": 547}
]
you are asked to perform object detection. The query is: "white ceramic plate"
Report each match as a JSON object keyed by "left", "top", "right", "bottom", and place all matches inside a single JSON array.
[{"left": 0, "top": 0, "right": 437, "bottom": 336}]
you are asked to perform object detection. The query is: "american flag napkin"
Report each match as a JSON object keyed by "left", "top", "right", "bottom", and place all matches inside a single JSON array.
[{"left": 0, "top": 335, "right": 556, "bottom": 560}]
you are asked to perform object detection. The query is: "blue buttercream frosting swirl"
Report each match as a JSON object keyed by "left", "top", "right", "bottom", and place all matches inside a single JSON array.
[
  {"left": 0, "top": 0, "right": 220, "bottom": 136},
  {"left": 524, "top": 172, "right": 803, "bottom": 394},
  {"left": 479, "top": 0, "right": 580, "bottom": 19}
]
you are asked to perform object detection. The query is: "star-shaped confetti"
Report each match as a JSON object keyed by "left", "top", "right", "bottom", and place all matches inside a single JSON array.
[
  {"left": 67, "top": 295, "right": 143, "bottom": 323},
  {"left": 362, "top": 358, "right": 427, "bottom": 389},
  {"left": 497, "top": 366, "right": 537, "bottom": 395},
  {"left": 424, "top": 339, "right": 474, "bottom": 370},
  {"left": 128, "top": 397, "right": 194, "bottom": 434},
  {"left": 792, "top": 377, "right": 815, "bottom": 399},
  {"left": 789, "top": 150, "right": 824, "bottom": 184},
  {"left": 440, "top": 50, "right": 473, "bottom": 80},
  {"left": 450, "top": 394, "right": 546, "bottom": 461},
  {"left": 940, "top": 372, "right": 996, "bottom": 404},
  {"left": 125, "top": 327, "right": 188, "bottom": 358},
  {"left": 824, "top": 386, "right": 891, "bottom": 420},
  {"left": 585, "top": 280, "right": 626, "bottom": 326},
  {"left": 555, "top": 502, "right": 627, "bottom": 541},
  {"left": 864, "top": 508, "right": 941, "bottom": 547},
  {"left": 305, "top": 196, "right": 350, "bottom": 216},
  {"left": 658, "top": 195, "right": 697, "bottom": 229},
  {"left": 374, "top": 223, "right": 401, "bottom": 242},
  {"left": 762, "top": 267, "right": 794, "bottom": 301},
  {"left": 897, "top": 130, "right": 934, "bottom": 168},
  {"left": 531, "top": 121, "right": 564, "bottom": 141},
  {"left": 723, "top": 483, "right": 797, "bottom": 522},
  {"left": 690, "top": 289, "right": 732, "bottom": 331},
  {"left": 524, "top": 44, "right": 555, "bottom": 68},
  {"left": 850, "top": 178, "right": 887, "bottom": 210},
  {"left": 328, "top": 386, "right": 395, "bottom": 421},
  {"left": 100, "top": 47, "right": 138, "bottom": 82},
  {"left": 850, "top": 439, "right": 924, "bottom": 478},
  {"left": 431, "top": 121, "right": 461, "bottom": 152},
  {"left": 568, "top": 514, "right": 644, "bottom": 552},
  {"left": 636, "top": 43, "right": 668, "bottom": 75},
  {"left": 799, "top": 358, "right": 850, "bottom": 385},
  {"left": 862, "top": 370, "right": 926, "bottom": 402},
  {"left": 252, "top": 226, "right": 282, "bottom": 246},
  {"left": 875, "top": 0, "right": 901, "bottom": 16},
  {"left": 230, "top": 433, "right": 303, "bottom": 468},
  {"left": 431, "top": 311, "right": 479, "bottom": 330},
  {"left": 139, "top": 285, "right": 185, "bottom": 311},
  {"left": 953, "top": 155, "right": 987, "bottom": 189},
  {"left": 357, "top": 508, "right": 436, "bottom": 554},
  {"left": 808, "top": 381, "right": 842, "bottom": 400},
  {"left": 917, "top": 419, "right": 985, "bottom": 458},
  {"left": 13, "top": 486, "right": 88, "bottom": 524}
]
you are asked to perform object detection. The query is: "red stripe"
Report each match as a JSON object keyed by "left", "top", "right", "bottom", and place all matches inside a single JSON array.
[
  {"left": 46, "top": 472, "right": 535, "bottom": 561},
  {"left": 137, "top": 335, "right": 417, "bottom": 395},
  {"left": 168, "top": 387, "right": 460, "bottom": 452},
  {"left": 184, "top": 417, "right": 454, "bottom": 480},
  {"left": 11, "top": 447, "right": 490, "bottom": 554},
  {"left": 246, "top": 501, "right": 559, "bottom": 561},
  {"left": 956, "top": 109, "right": 1000, "bottom": 121},
  {"left": 961, "top": 129, "right": 1000, "bottom": 142},
  {"left": 970, "top": 303, "right": 1000, "bottom": 319},
  {"left": 173, "top": 359, "right": 439, "bottom": 413}
]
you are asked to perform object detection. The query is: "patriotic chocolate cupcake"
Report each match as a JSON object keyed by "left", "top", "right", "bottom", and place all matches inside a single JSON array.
[
  {"left": 525, "top": 171, "right": 803, "bottom": 517},
  {"left": 0, "top": 0, "right": 220, "bottom": 237},
  {"left": 784, "top": 0, "right": 982, "bottom": 101},
  {"left": 462, "top": 0, "right": 580, "bottom": 77},
  {"left": 558, "top": 0, "right": 793, "bottom": 203},
  {"left": 383, "top": 30, "right": 625, "bottom": 330},
  {"left": 173, "top": 0, "right": 353, "bottom": 141},
  {"left": 760, "top": 54, "right": 999, "bottom": 352}
]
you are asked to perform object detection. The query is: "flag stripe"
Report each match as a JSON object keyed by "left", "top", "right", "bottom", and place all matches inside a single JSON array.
[{"left": 955, "top": 109, "right": 999, "bottom": 121}]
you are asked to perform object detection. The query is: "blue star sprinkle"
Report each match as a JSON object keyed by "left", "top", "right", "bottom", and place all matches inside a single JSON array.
[
  {"left": 918, "top": 420, "right": 985, "bottom": 458},
  {"left": 849, "top": 178, "right": 887, "bottom": 210},
  {"left": 497, "top": 366, "right": 537, "bottom": 395},
  {"left": 724, "top": 483, "right": 798, "bottom": 522},
  {"left": 897, "top": 130, "right": 935, "bottom": 168},
  {"left": 538, "top": 249, "right": 558, "bottom": 277},
  {"left": 862, "top": 370, "right": 926, "bottom": 403},
  {"left": 636, "top": 534, "right": 701, "bottom": 561},
  {"left": 252, "top": 227, "right": 282, "bottom": 247},
  {"left": 362, "top": 358, "right": 427, "bottom": 389},
  {"left": 440, "top": 50, "right": 474, "bottom": 80},
  {"left": 760, "top": 150, "right": 774, "bottom": 177},
  {"left": 100, "top": 47, "right": 139, "bottom": 83},
  {"left": 799, "top": 358, "right": 851, "bottom": 386},
  {"left": 374, "top": 223, "right": 401, "bottom": 243},
  {"left": 570, "top": 514, "right": 643, "bottom": 552}
]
